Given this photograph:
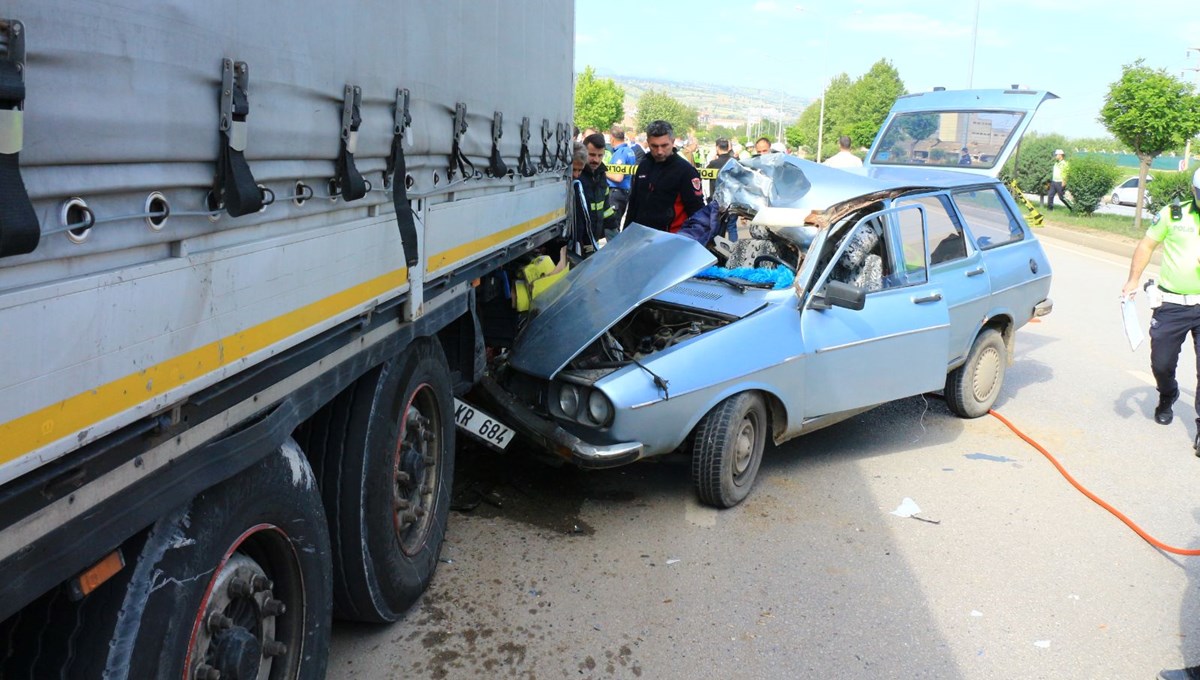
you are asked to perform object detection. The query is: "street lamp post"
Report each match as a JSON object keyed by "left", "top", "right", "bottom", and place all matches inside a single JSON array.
[
  {"left": 816, "top": 79, "right": 826, "bottom": 163},
  {"left": 1185, "top": 47, "right": 1199, "bottom": 171}
]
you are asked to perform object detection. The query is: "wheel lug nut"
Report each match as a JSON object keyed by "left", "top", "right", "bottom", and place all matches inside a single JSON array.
[
  {"left": 227, "top": 577, "right": 252, "bottom": 597},
  {"left": 206, "top": 612, "right": 234, "bottom": 633},
  {"left": 194, "top": 663, "right": 221, "bottom": 680},
  {"left": 415, "top": 507, "right": 427, "bottom": 518},
  {"left": 394, "top": 498, "right": 410, "bottom": 511},
  {"left": 396, "top": 471, "right": 411, "bottom": 484},
  {"left": 422, "top": 431, "right": 435, "bottom": 442},
  {"left": 251, "top": 574, "right": 273, "bottom": 592},
  {"left": 262, "top": 598, "right": 287, "bottom": 616},
  {"left": 262, "top": 639, "right": 288, "bottom": 657}
]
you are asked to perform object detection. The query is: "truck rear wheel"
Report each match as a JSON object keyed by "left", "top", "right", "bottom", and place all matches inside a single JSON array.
[
  {"left": 2, "top": 439, "right": 333, "bottom": 680},
  {"left": 303, "top": 337, "right": 454, "bottom": 622}
]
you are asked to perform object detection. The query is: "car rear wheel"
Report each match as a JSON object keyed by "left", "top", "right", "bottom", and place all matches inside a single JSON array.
[
  {"left": 945, "top": 328, "right": 1007, "bottom": 418},
  {"left": 691, "top": 392, "right": 767, "bottom": 508}
]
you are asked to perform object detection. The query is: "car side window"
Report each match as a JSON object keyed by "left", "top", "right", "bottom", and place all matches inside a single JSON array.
[
  {"left": 952, "top": 188, "right": 1023, "bottom": 250},
  {"left": 894, "top": 207, "right": 928, "bottom": 286},
  {"left": 897, "top": 195, "right": 966, "bottom": 266}
]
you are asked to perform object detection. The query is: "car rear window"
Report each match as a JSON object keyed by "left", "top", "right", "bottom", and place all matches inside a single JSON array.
[
  {"left": 870, "top": 110, "right": 1024, "bottom": 170},
  {"left": 951, "top": 188, "right": 1024, "bottom": 250}
]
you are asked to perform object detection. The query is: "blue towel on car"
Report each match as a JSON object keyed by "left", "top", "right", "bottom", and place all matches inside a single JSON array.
[{"left": 697, "top": 265, "right": 794, "bottom": 290}]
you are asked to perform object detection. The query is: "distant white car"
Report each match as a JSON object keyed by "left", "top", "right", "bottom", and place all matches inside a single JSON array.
[{"left": 1111, "top": 175, "right": 1152, "bottom": 207}]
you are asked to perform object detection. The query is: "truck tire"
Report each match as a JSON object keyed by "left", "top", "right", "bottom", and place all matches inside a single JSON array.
[
  {"left": 945, "top": 328, "right": 1007, "bottom": 418},
  {"left": 691, "top": 392, "right": 767, "bottom": 508},
  {"left": 1, "top": 439, "right": 333, "bottom": 680},
  {"left": 304, "top": 337, "right": 454, "bottom": 622}
]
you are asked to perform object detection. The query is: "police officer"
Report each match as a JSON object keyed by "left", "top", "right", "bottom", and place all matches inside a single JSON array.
[{"left": 1122, "top": 168, "right": 1200, "bottom": 453}]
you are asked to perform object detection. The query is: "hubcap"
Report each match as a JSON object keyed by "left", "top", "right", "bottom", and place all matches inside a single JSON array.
[
  {"left": 394, "top": 384, "right": 440, "bottom": 554},
  {"left": 190, "top": 548, "right": 296, "bottom": 680},
  {"left": 732, "top": 412, "right": 757, "bottom": 478},
  {"left": 971, "top": 346, "right": 1002, "bottom": 403}
]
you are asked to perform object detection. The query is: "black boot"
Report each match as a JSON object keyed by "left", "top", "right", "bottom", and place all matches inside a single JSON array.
[
  {"left": 1194, "top": 423, "right": 1200, "bottom": 457},
  {"left": 1156, "top": 391, "right": 1179, "bottom": 425}
]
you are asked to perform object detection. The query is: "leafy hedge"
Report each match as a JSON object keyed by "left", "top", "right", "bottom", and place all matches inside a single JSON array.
[
  {"left": 1000, "top": 133, "right": 1069, "bottom": 194},
  {"left": 1064, "top": 155, "right": 1121, "bottom": 214},
  {"left": 1146, "top": 170, "right": 1195, "bottom": 213}
]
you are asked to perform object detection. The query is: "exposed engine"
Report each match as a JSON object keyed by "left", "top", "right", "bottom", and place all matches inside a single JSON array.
[{"left": 567, "top": 303, "right": 729, "bottom": 371}]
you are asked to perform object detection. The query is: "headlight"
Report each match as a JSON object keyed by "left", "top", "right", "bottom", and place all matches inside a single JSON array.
[
  {"left": 558, "top": 384, "right": 580, "bottom": 416},
  {"left": 585, "top": 390, "right": 613, "bottom": 427}
]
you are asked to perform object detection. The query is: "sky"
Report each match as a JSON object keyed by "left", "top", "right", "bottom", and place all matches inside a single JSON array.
[{"left": 575, "top": 0, "right": 1200, "bottom": 140}]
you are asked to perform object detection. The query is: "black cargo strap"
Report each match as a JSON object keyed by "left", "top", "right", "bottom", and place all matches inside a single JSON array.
[
  {"left": 211, "top": 60, "right": 264, "bottom": 218},
  {"left": 517, "top": 116, "right": 536, "bottom": 177},
  {"left": 0, "top": 53, "right": 37, "bottom": 258},
  {"left": 448, "top": 102, "right": 477, "bottom": 182},
  {"left": 487, "top": 111, "right": 508, "bottom": 178},
  {"left": 555, "top": 122, "right": 570, "bottom": 169},
  {"left": 539, "top": 118, "right": 553, "bottom": 172},
  {"left": 386, "top": 88, "right": 419, "bottom": 268},
  {"left": 334, "top": 84, "right": 368, "bottom": 202}
]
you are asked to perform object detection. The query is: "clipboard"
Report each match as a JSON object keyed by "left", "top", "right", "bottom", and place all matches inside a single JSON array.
[{"left": 1121, "top": 296, "right": 1143, "bottom": 351}]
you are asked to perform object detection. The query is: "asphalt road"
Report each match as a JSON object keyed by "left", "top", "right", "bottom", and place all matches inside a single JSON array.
[{"left": 328, "top": 232, "right": 1200, "bottom": 679}]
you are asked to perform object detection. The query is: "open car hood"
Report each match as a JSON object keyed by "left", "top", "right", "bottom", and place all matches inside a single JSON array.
[
  {"left": 863, "top": 88, "right": 1057, "bottom": 177},
  {"left": 509, "top": 224, "right": 716, "bottom": 380}
]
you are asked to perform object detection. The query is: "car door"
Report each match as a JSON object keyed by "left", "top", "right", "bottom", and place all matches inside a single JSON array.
[
  {"left": 800, "top": 205, "right": 951, "bottom": 418},
  {"left": 895, "top": 193, "right": 991, "bottom": 366},
  {"left": 952, "top": 186, "right": 1052, "bottom": 323}
]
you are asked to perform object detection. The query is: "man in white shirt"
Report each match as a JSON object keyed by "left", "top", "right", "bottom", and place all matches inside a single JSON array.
[{"left": 823, "top": 135, "right": 862, "bottom": 169}]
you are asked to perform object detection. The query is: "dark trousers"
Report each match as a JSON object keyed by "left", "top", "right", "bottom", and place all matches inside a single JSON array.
[
  {"left": 606, "top": 188, "right": 630, "bottom": 237},
  {"left": 1149, "top": 302, "right": 1200, "bottom": 419},
  {"left": 1047, "top": 181, "right": 1066, "bottom": 210}
]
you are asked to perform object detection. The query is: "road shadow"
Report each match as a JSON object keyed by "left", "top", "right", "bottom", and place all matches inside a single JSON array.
[{"left": 329, "top": 396, "right": 974, "bottom": 679}]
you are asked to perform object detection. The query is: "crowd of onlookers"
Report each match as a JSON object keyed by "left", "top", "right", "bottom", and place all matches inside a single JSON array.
[{"left": 567, "top": 122, "right": 865, "bottom": 253}]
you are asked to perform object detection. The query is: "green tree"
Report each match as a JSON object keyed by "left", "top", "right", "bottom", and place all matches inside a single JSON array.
[
  {"left": 844, "top": 59, "right": 906, "bottom": 149},
  {"left": 574, "top": 66, "right": 625, "bottom": 132},
  {"left": 635, "top": 89, "right": 699, "bottom": 138},
  {"left": 1099, "top": 59, "right": 1200, "bottom": 229}
]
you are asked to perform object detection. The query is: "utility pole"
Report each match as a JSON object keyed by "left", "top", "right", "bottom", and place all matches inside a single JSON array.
[
  {"left": 1185, "top": 47, "right": 1200, "bottom": 171},
  {"left": 967, "top": 0, "right": 981, "bottom": 88}
]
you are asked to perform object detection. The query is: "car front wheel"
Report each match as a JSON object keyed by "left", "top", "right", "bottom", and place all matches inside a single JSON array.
[
  {"left": 1111, "top": 192, "right": 1121, "bottom": 206},
  {"left": 691, "top": 392, "right": 767, "bottom": 508},
  {"left": 945, "top": 328, "right": 1007, "bottom": 418}
]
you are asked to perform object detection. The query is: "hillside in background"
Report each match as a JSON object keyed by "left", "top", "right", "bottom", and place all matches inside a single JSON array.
[{"left": 607, "top": 75, "right": 812, "bottom": 128}]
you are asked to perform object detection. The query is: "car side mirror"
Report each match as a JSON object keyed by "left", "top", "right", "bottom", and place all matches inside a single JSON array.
[{"left": 809, "top": 280, "right": 866, "bottom": 311}]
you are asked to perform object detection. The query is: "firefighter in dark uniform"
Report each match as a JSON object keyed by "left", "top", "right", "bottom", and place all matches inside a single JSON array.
[
  {"left": 623, "top": 119, "right": 705, "bottom": 233},
  {"left": 580, "top": 133, "right": 613, "bottom": 247},
  {"left": 1122, "top": 168, "right": 1200, "bottom": 453}
]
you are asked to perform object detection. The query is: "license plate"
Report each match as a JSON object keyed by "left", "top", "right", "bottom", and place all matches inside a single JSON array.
[{"left": 453, "top": 398, "right": 514, "bottom": 451}]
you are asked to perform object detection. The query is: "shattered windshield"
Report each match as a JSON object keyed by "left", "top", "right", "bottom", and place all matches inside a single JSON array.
[
  {"left": 713, "top": 153, "right": 813, "bottom": 216},
  {"left": 870, "top": 110, "right": 1024, "bottom": 170}
]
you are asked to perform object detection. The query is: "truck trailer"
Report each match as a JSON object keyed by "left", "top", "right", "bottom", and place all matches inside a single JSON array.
[{"left": 0, "top": 2, "right": 574, "bottom": 676}]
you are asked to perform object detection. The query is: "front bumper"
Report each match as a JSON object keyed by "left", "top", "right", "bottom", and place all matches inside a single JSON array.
[{"left": 478, "top": 375, "right": 644, "bottom": 469}]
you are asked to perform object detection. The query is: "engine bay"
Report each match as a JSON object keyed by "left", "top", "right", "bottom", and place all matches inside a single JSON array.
[{"left": 567, "top": 303, "right": 730, "bottom": 371}]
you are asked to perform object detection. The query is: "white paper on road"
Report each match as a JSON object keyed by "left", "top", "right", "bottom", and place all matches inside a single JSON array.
[
  {"left": 1121, "top": 297, "right": 1143, "bottom": 351},
  {"left": 890, "top": 497, "right": 921, "bottom": 518}
]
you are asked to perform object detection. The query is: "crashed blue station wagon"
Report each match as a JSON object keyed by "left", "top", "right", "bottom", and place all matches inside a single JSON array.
[{"left": 481, "top": 89, "right": 1055, "bottom": 508}]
